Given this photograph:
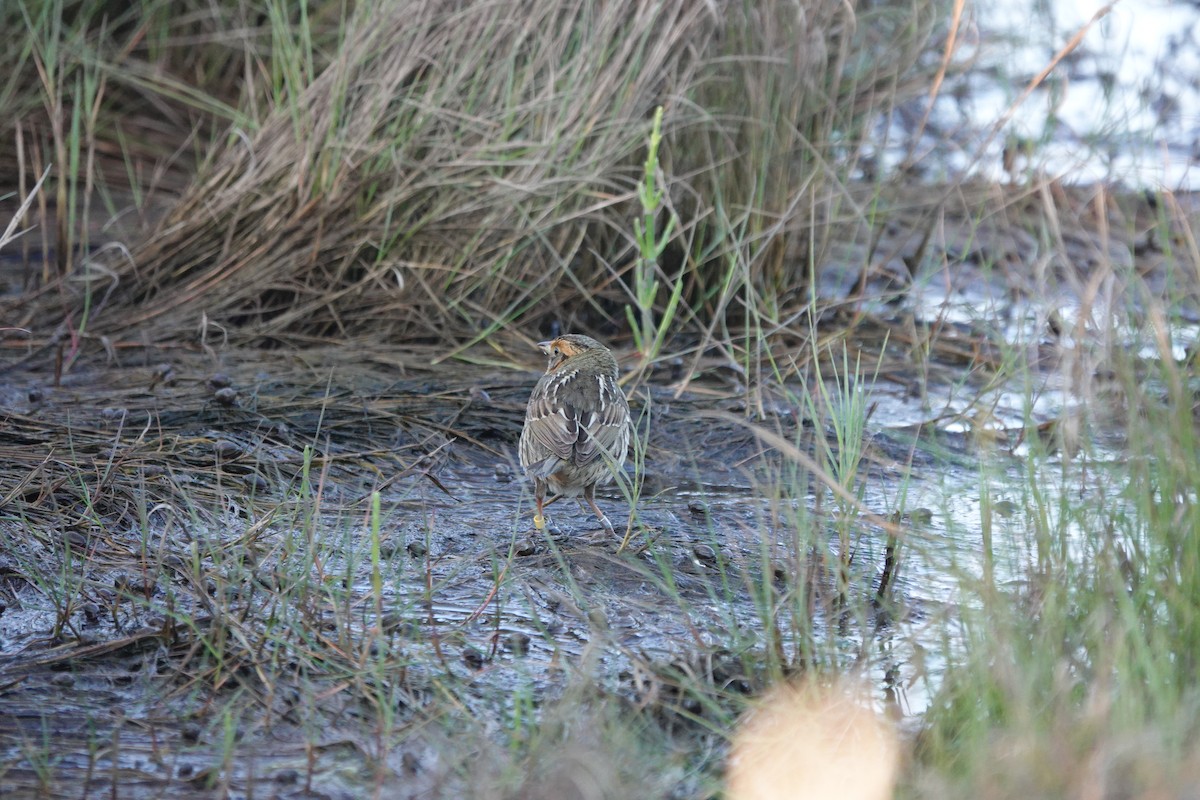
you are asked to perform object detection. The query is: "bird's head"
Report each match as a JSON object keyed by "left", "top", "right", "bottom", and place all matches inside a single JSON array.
[{"left": 537, "top": 334, "right": 607, "bottom": 372}]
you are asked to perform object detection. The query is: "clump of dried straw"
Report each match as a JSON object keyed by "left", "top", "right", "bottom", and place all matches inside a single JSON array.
[{"left": 6, "top": 0, "right": 932, "bottom": 348}]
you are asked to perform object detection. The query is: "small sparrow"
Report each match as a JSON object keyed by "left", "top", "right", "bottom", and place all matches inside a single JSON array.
[{"left": 519, "top": 334, "right": 632, "bottom": 534}]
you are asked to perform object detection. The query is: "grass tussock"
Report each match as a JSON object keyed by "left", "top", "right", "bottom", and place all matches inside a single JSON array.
[{"left": 2, "top": 0, "right": 935, "bottom": 353}]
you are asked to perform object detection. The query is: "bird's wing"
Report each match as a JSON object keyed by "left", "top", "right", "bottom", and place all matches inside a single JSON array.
[
  {"left": 521, "top": 374, "right": 579, "bottom": 467},
  {"left": 573, "top": 376, "right": 631, "bottom": 468}
]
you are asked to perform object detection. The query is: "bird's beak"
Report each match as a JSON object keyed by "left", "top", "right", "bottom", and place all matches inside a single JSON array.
[{"left": 536, "top": 340, "right": 553, "bottom": 354}]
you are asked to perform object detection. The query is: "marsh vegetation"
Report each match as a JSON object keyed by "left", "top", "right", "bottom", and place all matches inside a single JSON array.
[{"left": 3, "top": 1, "right": 1200, "bottom": 797}]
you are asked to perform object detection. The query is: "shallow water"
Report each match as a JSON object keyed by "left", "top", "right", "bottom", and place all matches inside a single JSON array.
[{"left": 885, "top": 0, "right": 1200, "bottom": 189}]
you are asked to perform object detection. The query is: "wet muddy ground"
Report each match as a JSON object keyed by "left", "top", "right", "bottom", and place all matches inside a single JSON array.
[
  {"left": 3, "top": 184, "right": 1198, "bottom": 797},
  {"left": 0, "top": 333, "right": 983, "bottom": 798}
]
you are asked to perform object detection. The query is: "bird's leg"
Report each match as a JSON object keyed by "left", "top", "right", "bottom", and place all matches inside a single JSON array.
[
  {"left": 533, "top": 480, "right": 547, "bottom": 530},
  {"left": 583, "top": 484, "right": 615, "bottom": 535}
]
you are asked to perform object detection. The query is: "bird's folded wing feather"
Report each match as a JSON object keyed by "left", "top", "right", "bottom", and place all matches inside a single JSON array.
[
  {"left": 523, "top": 385, "right": 578, "bottom": 464},
  {"left": 573, "top": 392, "right": 631, "bottom": 467}
]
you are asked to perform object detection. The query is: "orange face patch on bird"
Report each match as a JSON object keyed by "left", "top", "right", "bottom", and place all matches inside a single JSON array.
[
  {"left": 519, "top": 334, "right": 633, "bottom": 536},
  {"left": 538, "top": 337, "right": 589, "bottom": 371}
]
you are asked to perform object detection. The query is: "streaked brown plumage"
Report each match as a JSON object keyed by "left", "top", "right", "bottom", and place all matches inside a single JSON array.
[{"left": 519, "top": 334, "right": 632, "bottom": 533}]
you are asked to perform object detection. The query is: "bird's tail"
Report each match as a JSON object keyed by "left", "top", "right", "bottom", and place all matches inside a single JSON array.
[{"left": 526, "top": 455, "right": 567, "bottom": 480}]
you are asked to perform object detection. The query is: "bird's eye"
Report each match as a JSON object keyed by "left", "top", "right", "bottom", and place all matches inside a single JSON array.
[{"left": 552, "top": 346, "right": 561, "bottom": 356}]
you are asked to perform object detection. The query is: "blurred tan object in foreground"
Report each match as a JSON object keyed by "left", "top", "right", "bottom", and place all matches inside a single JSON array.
[{"left": 727, "top": 680, "right": 899, "bottom": 800}]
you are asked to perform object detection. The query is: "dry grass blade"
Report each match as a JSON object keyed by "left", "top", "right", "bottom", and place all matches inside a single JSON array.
[{"left": 0, "top": 164, "right": 50, "bottom": 252}]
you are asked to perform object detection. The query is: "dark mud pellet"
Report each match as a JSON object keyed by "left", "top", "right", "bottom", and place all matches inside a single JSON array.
[
  {"left": 274, "top": 769, "right": 299, "bottom": 785},
  {"left": 113, "top": 572, "right": 135, "bottom": 592},
  {"left": 505, "top": 632, "right": 530, "bottom": 656},
  {"left": 207, "top": 373, "right": 232, "bottom": 389},
  {"left": 51, "top": 672, "right": 75, "bottom": 687},
  {"left": 494, "top": 463, "right": 513, "bottom": 482},
  {"left": 406, "top": 541, "right": 427, "bottom": 558},
  {"left": 186, "top": 767, "right": 220, "bottom": 787},
  {"left": 27, "top": 387, "right": 44, "bottom": 403},
  {"left": 213, "top": 387, "right": 238, "bottom": 406},
  {"left": 688, "top": 500, "right": 710, "bottom": 518},
  {"left": 244, "top": 473, "right": 269, "bottom": 492},
  {"left": 213, "top": 440, "right": 241, "bottom": 458},
  {"left": 461, "top": 646, "right": 486, "bottom": 670},
  {"left": 81, "top": 602, "right": 100, "bottom": 623},
  {"left": 401, "top": 752, "right": 420, "bottom": 775},
  {"left": 63, "top": 530, "right": 89, "bottom": 551},
  {"left": 177, "top": 764, "right": 194, "bottom": 778},
  {"left": 772, "top": 562, "right": 789, "bottom": 582},
  {"left": 181, "top": 723, "right": 202, "bottom": 744},
  {"left": 279, "top": 687, "right": 302, "bottom": 709},
  {"left": 162, "top": 555, "right": 186, "bottom": 571},
  {"left": 692, "top": 543, "right": 717, "bottom": 565},
  {"left": 378, "top": 536, "right": 401, "bottom": 559}
]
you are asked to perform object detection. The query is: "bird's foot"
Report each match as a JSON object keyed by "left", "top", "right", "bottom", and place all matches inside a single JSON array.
[{"left": 576, "top": 524, "right": 617, "bottom": 546}]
